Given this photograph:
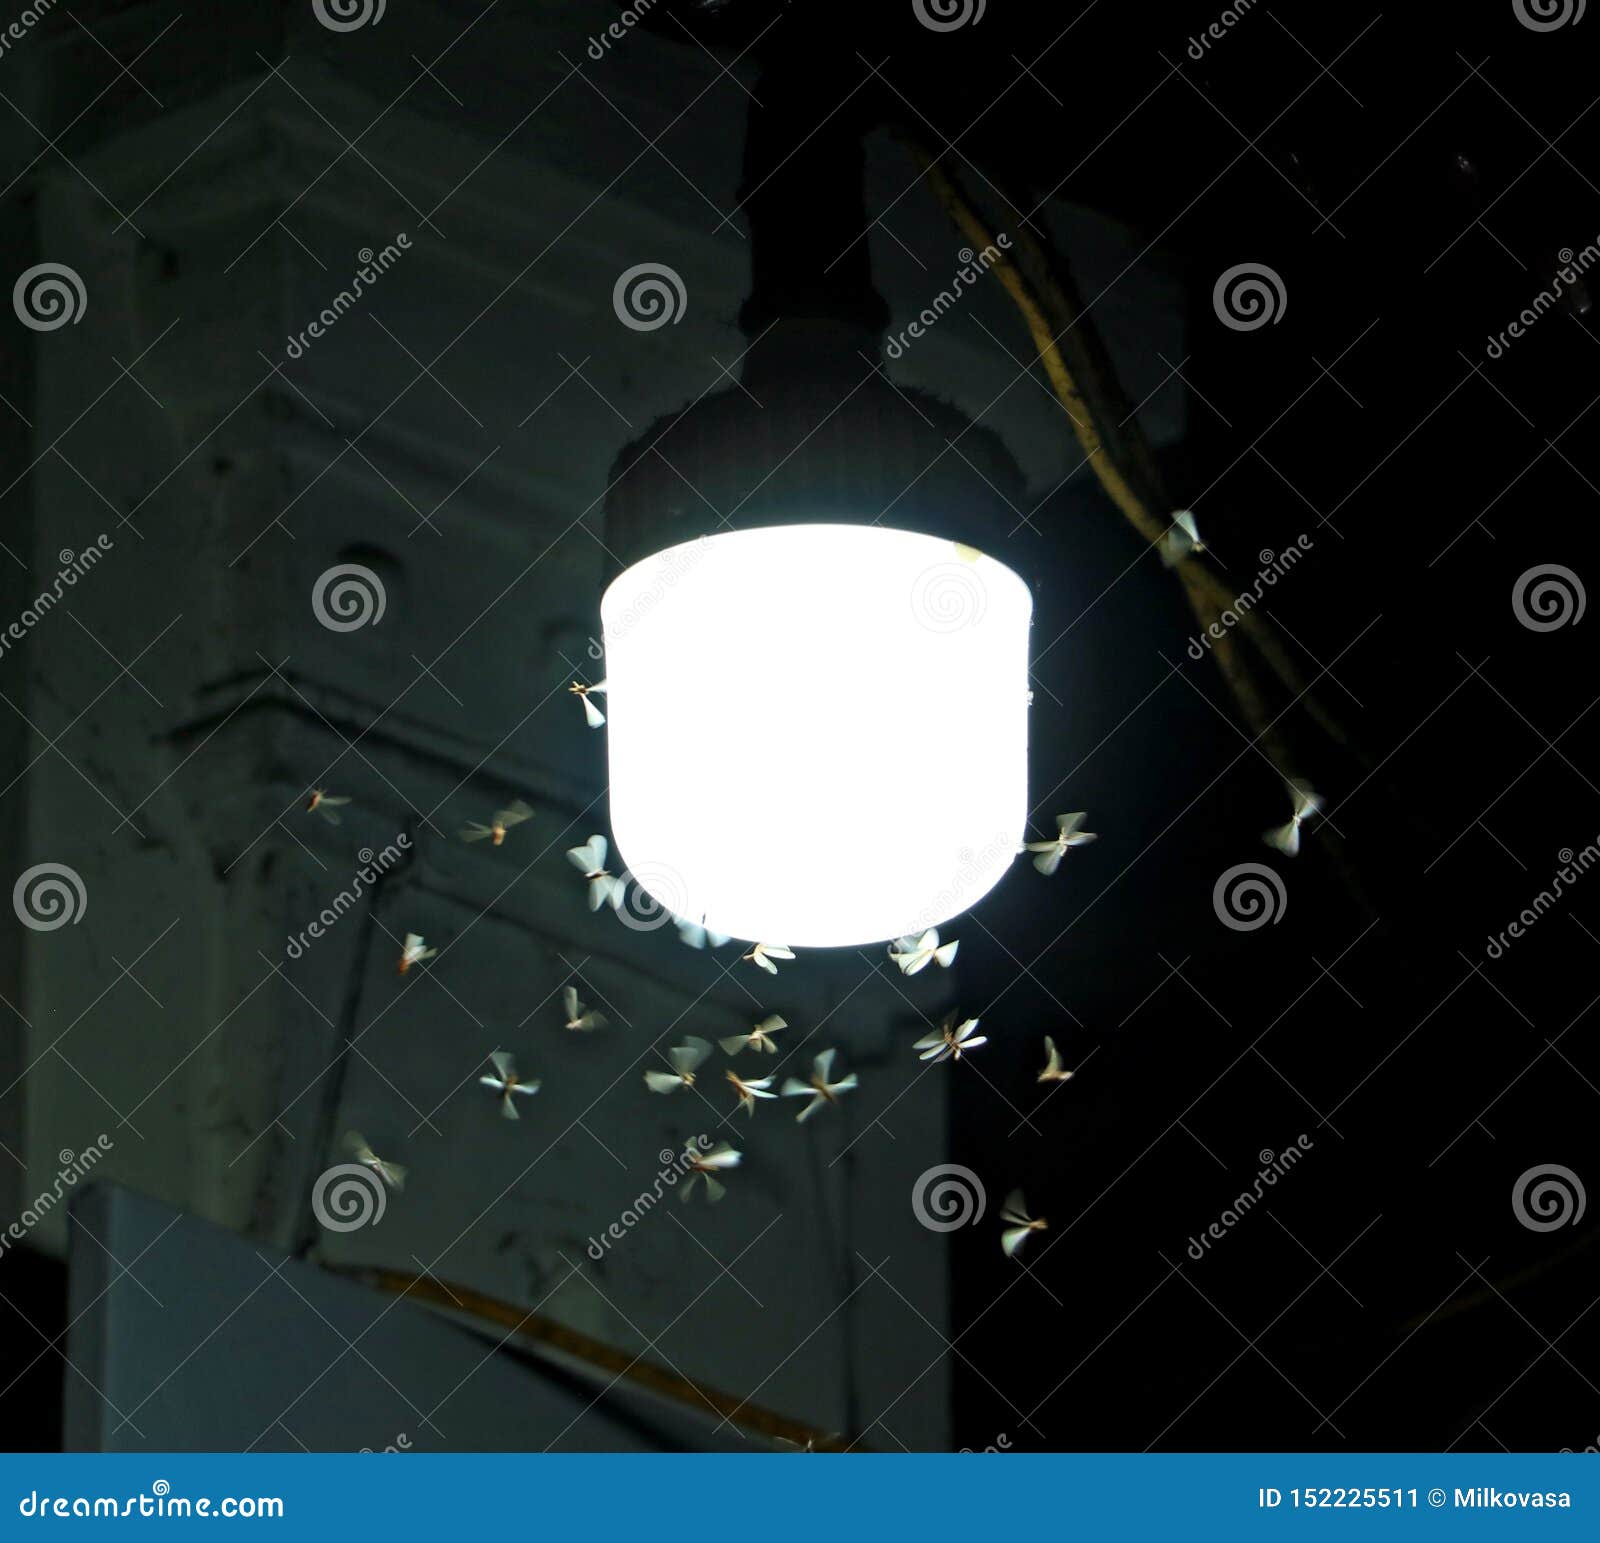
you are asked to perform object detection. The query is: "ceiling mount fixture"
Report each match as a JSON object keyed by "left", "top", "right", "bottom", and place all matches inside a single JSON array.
[{"left": 601, "top": 23, "right": 1033, "bottom": 947}]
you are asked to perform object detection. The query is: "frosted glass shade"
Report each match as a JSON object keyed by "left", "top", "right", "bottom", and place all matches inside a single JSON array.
[{"left": 601, "top": 524, "right": 1032, "bottom": 948}]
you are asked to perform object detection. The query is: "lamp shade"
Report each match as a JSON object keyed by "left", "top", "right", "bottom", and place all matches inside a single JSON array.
[{"left": 601, "top": 524, "right": 1032, "bottom": 948}]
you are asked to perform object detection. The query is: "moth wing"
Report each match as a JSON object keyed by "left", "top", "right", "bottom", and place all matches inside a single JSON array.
[
  {"left": 703, "top": 1175, "right": 727, "bottom": 1204},
  {"left": 489, "top": 1050, "right": 514, "bottom": 1080},
  {"left": 719, "top": 1034, "right": 751, "bottom": 1056},
  {"left": 562, "top": 986, "right": 578, "bottom": 1022},
  {"left": 1032, "top": 846, "right": 1064, "bottom": 876},
  {"left": 813, "top": 1048, "right": 837, "bottom": 1082},
  {"left": 644, "top": 1070, "right": 683, "bottom": 1094}
]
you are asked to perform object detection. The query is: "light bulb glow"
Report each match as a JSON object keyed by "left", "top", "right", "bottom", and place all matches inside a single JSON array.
[{"left": 601, "top": 524, "right": 1032, "bottom": 948}]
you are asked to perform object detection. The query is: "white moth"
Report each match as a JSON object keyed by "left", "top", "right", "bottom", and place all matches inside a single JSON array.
[
  {"left": 720, "top": 1014, "right": 786, "bottom": 1057},
  {"left": 1263, "top": 780, "right": 1322, "bottom": 857},
  {"left": 726, "top": 1067, "right": 777, "bottom": 1115},
  {"left": 1160, "top": 509, "right": 1206, "bottom": 567},
  {"left": 567, "top": 834, "right": 623, "bottom": 911},
  {"left": 569, "top": 678, "right": 607, "bottom": 728},
  {"left": 343, "top": 1131, "right": 406, "bottom": 1190},
  {"left": 680, "top": 1141, "right": 741, "bottom": 1203},
  {"left": 1038, "top": 1035, "right": 1075, "bottom": 1084},
  {"left": 460, "top": 798, "right": 534, "bottom": 846},
  {"left": 1026, "top": 812, "right": 1097, "bottom": 876},
  {"left": 1001, "top": 1190, "right": 1047, "bottom": 1258},
  {"left": 743, "top": 942, "right": 795, "bottom": 975},
  {"left": 914, "top": 1015, "right": 988, "bottom": 1063},
  {"left": 644, "top": 1035, "right": 713, "bottom": 1094},
  {"left": 561, "top": 985, "right": 608, "bottom": 1033},
  {"left": 397, "top": 932, "right": 436, "bottom": 975},
  {"left": 306, "top": 788, "right": 351, "bottom": 824},
  {"left": 674, "top": 914, "right": 732, "bottom": 950},
  {"left": 889, "top": 928, "right": 959, "bottom": 975},
  {"left": 478, "top": 1050, "right": 541, "bottom": 1120},
  {"left": 781, "top": 1048, "right": 858, "bottom": 1122}
]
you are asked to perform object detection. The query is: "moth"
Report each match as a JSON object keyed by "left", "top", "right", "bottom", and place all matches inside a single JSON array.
[
  {"left": 1038, "top": 1035, "right": 1075, "bottom": 1084},
  {"left": 460, "top": 798, "right": 533, "bottom": 846},
  {"left": 743, "top": 942, "right": 795, "bottom": 976},
  {"left": 479, "top": 1050, "right": 541, "bottom": 1119},
  {"left": 914, "top": 1015, "right": 988, "bottom": 1063},
  {"left": 1159, "top": 509, "right": 1206, "bottom": 567},
  {"left": 1026, "top": 812, "right": 1097, "bottom": 876},
  {"left": 569, "top": 679, "right": 607, "bottom": 728},
  {"left": 889, "top": 928, "right": 959, "bottom": 975},
  {"left": 567, "top": 834, "right": 624, "bottom": 911},
  {"left": 674, "top": 914, "right": 732, "bottom": 951},
  {"left": 1001, "top": 1190, "right": 1047, "bottom": 1258},
  {"left": 781, "top": 1048, "right": 858, "bottom": 1122},
  {"left": 726, "top": 1067, "right": 777, "bottom": 1115},
  {"left": 397, "top": 932, "right": 436, "bottom": 974},
  {"left": 561, "top": 985, "right": 608, "bottom": 1033},
  {"left": 720, "top": 1014, "right": 786, "bottom": 1056},
  {"left": 644, "top": 1036, "right": 713, "bottom": 1094},
  {"left": 306, "top": 788, "right": 351, "bottom": 824},
  {"left": 343, "top": 1131, "right": 405, "bottom": 1190},
  {"left": 1263, "top": 780, "right": 1322, "bottom": 857},
  {"left": 680, "top": 1141, "right": 741, "bottom": 1203}
]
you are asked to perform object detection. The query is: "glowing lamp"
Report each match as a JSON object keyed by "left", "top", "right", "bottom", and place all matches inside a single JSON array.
[{"left": 601, "top": 523, "right": 1032, "bottom": 948}]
